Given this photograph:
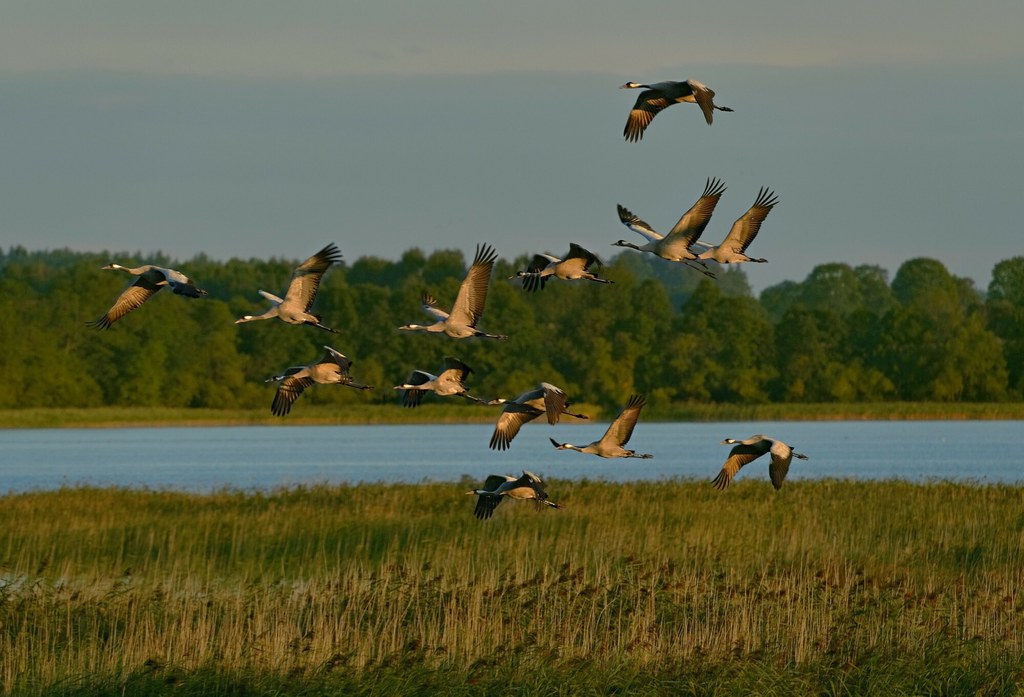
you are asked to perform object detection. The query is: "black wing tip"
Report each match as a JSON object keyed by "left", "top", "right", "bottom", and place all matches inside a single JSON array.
[
  {"left": 616, "top": 203, "right": 636, "bottom": 222},
  {"left": 488, "top": 435, "right": 511, "bottom": 451},
  {"left": 755, "top": 187, "right": 779, "bottom": 208},
  {"left": 626, "top": 394, "right": 646, "bottom": 409},
  {"left": 703, "top": 177, "right": 727, "bottom": 197},
  {"left": 473, "top": 243, "right": 498, "bottom": 266},
  {"left": 401, "top": 390, "right": 424, "bottom": 408},
  {"left": 623, "top": 122, "right": 645, "bottom": 142}
]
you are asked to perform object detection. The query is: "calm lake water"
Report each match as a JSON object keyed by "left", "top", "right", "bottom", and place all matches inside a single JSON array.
[{"left": 0, "top": 421, "right": 1020, "bottom": 493}]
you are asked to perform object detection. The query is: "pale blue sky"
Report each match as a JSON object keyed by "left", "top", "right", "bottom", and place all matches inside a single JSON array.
[{"left": 2, "top": 1, "right": 1021, "bottom": 293}]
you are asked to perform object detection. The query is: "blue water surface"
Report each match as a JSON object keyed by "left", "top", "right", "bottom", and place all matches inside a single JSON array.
[{"left": 1, "top": 421, "right": 1019, "bottom": 493}]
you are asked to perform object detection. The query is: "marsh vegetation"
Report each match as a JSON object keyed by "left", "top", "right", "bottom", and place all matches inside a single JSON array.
[{"left": 1, "top": 480, "right": 1021, "bottom": 694}]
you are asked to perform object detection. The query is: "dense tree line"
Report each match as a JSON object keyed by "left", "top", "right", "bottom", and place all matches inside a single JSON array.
[{"left": 1, "top": 246, "right": 1020, "bottom": 411}]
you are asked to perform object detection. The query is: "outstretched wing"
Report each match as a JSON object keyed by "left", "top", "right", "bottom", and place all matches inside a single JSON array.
[
  {"left": 270, "top": 373, "right": 314, "bottom": 416},
  {"left": 665, "top": 177, "right": 727, "bottom": 248},
  {"left": 522, "top": 253, "right": 554, "bottom": 292},
  {"left": 448, "top": 243, "right": 497, "bottom": 327},
  {"left": 624, "top": 89, "right": 671, "bottom": 142},
  {"left": 439, "top": 356, "right": 472, "bottom": 383},
  {"left": 719, "top": 188, "right": 779, "bottom": 254},
  {"left": 473, "top": 474, "right": 515, "bottom": 519},
  {"left": 526, "top": 254, "right": 553, "bottom": 275},
  {"left": 712, "top": 439, "right": 772, "bottom": 489},
  {"left": 420, "top": 292, "right": 450, "bottom": 321},
  {"left": 489, "top": 404, "right": 543, "bottom": 450},
  {"left": 473, "top": 493, "right": 503, "bottom": 520},
  {"left": 284, "top": 243, "right": 343, "bottom": 312},
  {"left": 566, "top": 243, "right": 602, "bottom": 271},
  {"left": 398, "top": 370, "right": 434, "bottom": 407},
  {"left": 617, "top": 204, "right": 664, "bottom": 242},
  {"left": 89, "top": 276, "right": 163, "bottom": 329},
  {"left": 600, "top": 394, "right": 646, "bottom": 447}
]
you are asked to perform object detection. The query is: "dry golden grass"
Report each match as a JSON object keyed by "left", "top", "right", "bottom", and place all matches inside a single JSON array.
[{"left": 1, "top": 480, "right": 1022, "bottom": 694}]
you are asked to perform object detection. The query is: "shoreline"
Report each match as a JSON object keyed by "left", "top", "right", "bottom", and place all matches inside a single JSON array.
[{"left": 3, "top": 402, "right": 1023, "bottom": 429}]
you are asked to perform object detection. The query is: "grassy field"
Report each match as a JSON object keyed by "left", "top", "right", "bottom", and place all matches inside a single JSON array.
[
  {"left": 3, "top": 401, "right": 1024, "bottom": 429},
  {"left": 1, "top": 480, "right": 1022, "bottom": 695}
]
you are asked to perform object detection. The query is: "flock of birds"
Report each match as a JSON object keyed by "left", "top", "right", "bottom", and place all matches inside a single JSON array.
[{"left": 86, "top": 79, "right": 809, "bottom": 519}]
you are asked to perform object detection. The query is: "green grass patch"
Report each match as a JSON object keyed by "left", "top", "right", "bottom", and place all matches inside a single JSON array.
[{"left": 1, "top": 480, "right": 1022, "bottom": 695}]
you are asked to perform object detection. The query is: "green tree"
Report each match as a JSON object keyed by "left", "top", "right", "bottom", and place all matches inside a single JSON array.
[
  {"left": 986, "top": 257, "right": 1024, "bottom": 395},
  {"left": 879, "top": 259, "right": 1006, "bottom": 401},
  {"left": 669, "top": 281, "right": 776, "bottom": 403}
]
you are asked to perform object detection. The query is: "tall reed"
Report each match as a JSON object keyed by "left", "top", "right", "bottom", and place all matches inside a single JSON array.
[{"left": 1, "top": 480, "right": 1021, "bottom": 694}]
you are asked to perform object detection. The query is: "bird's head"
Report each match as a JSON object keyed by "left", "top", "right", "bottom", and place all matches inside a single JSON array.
[
  {"left": 611, "top": 240, "right": 638, "bottom": 250},
  {"left": 619, "top": 82, "right": 646, "bottom": 90},
  {"left": 720, "top": 438, "right": 739, "bottom": 445},
  {"left": 234, "top": 316, "right": 255, "bottom": 324},
  {"left": 101, "top": 263, "right": 123, "bottom": 271}
]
